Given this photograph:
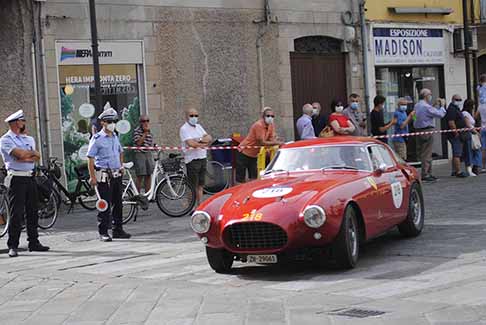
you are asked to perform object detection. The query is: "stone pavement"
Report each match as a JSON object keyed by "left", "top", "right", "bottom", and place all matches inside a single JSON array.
[{"left": 1, "top": 162, "right": 486, "bottom": 324}]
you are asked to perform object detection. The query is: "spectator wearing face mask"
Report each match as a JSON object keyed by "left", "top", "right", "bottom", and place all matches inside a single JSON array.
[
  {"left": 328, "top": 100, "right": 355, "bottom": 136},
  {"left": 311, "top": 102, "right": 328, "bottom": 137},
  {"left": 370, "top": 95, "right": 396, "bottom": 144},
  {"left": 444, "top": 94, "right": 468, "bottom": 178},
  {"left": 390, "top": 97, "right": 415, "bottom": 160},
  {"left": 343, "top": 93, "right": 366, "bottom": 136},
  {"left": 236, "top": 107, "right": 283, "bottom": 183},
  {"left": 179, "top": 107, "right": 212, "bottom": 206},
  {"left": 296, "top": 103, "right": 316, "bottom": 140},
  {"left": 413, "top": 88, "right": 446, "bottom": 182}
]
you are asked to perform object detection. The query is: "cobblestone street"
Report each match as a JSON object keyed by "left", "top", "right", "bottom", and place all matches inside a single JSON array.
[{"left": 1, "top": 162, "right": 486, "bottom": 324}]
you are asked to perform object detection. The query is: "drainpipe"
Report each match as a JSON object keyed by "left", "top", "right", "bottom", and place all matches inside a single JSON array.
[
  {"left": 31, "top": 43, "right": 43, "bottom": 163},
  {"left": 470, "top": 0, "right": 479, "bottom": 104},
  {"left": 254, "top": 0, "right": 272, "bottom": 110},
  {"left": 463, "top": 0, "right": 472, "bottom": 99},
  {"left": 358, "top": 0, "right": 371, "bottom": 133}
]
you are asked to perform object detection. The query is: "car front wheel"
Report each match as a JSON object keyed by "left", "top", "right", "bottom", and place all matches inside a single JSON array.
[
  {"left": 206, "top": 246, "right": 234, "bottom": 273},
  {"left": 398, "top": 182, "right": 424, "bottom": 237},
  {"left": 331, "top": 205, "right": 360, "bottom": 269}
]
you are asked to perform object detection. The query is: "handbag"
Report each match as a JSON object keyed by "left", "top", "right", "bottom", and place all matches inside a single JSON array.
[
  {"left": 472, "top": 133, "right": 482, "bottom": 150},
  {"left": 319, "top": 126, "right": 335, "bottom": 138}
]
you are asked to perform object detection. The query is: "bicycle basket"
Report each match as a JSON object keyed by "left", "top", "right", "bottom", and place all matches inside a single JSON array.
[
  {"left": 74, "top": 163, "right": 90, "bottom": 179},
  {"left": 161, "top": 158, "right": 181, "bottom": 173}
]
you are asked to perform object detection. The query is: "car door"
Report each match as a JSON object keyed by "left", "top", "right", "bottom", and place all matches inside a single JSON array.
[{"left": 367, "top": 145, "right": 401, "bottom": 231}]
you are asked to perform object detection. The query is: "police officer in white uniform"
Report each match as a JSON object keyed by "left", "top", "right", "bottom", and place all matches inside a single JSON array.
[
  {"left": 0, "top": 110, "right": 50, "bottom": 257},
  {"left": 87, "top": 108, "right": 131, "bottom": 241}
]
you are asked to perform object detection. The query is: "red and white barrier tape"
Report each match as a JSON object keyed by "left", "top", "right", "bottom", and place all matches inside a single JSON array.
[{"left": 123, "top": 126, "right": 486, "bottom": 151}]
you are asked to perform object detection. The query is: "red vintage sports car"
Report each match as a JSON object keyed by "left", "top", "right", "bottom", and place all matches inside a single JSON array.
[{"left": 191, "top": 137, "right": 424, "bottom": 273}]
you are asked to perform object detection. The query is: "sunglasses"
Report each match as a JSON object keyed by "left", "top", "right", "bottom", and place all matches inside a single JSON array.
[
  {"left": 141, "top": 120, "right": 150, "bottom": 123},
  {"left": 265, "top": 115, "right": 275, "bottom": 118},
  {"left": 189, "top": 114, "right": 199, "bottom": 117}
]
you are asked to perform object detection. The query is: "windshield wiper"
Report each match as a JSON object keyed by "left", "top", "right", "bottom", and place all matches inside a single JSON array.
[
  {"left": 264, "top": 169, "right": 287, "bottom": 175},
  {"left": 321, "top": 165, "right": 358, "bottom": 170}
]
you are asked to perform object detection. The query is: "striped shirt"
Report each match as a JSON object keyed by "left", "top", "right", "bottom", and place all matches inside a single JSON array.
[{"left": 132, "top": 126, "right": 153, "bottom": 152}]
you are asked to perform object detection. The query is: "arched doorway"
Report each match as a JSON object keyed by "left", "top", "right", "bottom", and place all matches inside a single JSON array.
[{"left": 290, "top": 36, "right": 347, "bottom": 139}]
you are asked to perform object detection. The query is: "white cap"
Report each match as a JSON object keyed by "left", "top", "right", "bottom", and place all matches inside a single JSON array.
[
  {"left": 4, "top": 110, "right": 25, "bottom": 123},
  {"left": 98, "top": 108, "right": 118, "bottom": 121}
]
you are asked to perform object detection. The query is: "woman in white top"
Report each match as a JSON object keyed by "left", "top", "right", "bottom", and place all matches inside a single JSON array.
[{"left": 463, "top": 99, "right": 481, "bottom": 176}]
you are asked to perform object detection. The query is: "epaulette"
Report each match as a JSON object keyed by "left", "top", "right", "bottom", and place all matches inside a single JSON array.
[{"left": 93, "top": 133, "right": 101, "bottom": 139}]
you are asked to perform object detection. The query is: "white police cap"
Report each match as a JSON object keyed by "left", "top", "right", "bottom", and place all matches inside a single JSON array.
[
  {"left": 98, "top": 108, "right": 118, "bottom": 121},
  {"left": 4, "top": 110, "right": 25, "bottom": 123}
]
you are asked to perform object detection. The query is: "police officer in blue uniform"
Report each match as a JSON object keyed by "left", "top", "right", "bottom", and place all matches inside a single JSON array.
[
  {"left": 0, "top": 110, "right": 50, "bottom": 257},
  {"left": 87, "top": 108, "right": 131, "bottom": 241}
]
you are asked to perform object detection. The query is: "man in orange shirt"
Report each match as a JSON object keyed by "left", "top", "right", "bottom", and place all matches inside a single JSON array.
[{"left": 236, "top": 107, "right": 283, "bottom": 183}]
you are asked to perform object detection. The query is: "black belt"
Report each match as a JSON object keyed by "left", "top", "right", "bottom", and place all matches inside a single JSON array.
[{"left": 416, "top": 126, "right": 435, "bottom": 130}]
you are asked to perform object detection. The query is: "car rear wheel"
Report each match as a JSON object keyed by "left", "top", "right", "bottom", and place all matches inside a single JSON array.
[
  {"left": 398, "top": 182, "right": 424, "bottom": 237},
  {"left": 331, "top": 206, "right": 359, "bottom": 269},
  {"left": 206, "top": 246, "right": 234, "bottom": 273}
]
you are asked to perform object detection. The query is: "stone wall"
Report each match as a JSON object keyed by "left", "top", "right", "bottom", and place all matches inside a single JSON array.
[{"left": 0, "top": 0, "right": 35, "bottom": 137}]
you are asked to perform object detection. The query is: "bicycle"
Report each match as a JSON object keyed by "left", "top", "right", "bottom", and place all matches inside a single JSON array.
[
  {"left": 0, "top": 166, "right": 60, "bottom": 234},
  {"left": 121, "top": 151, "right": 196, "bottom": 223},
  {"left": 203, "top": 160, "right": 232, "bottom": 195}
]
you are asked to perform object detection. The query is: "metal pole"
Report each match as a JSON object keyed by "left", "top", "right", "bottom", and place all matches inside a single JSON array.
[
  {"left": 470, "top": 0, "right": 479, "bottom": 104},
  {"left": 88, "top": 0, "right": 102, "bottom": 113},
  {"left": 359, "top": 0, "right": 371, "bottom": 133},
  {"left": 463, "top": 0, "right": 472, "bottom": 99}
]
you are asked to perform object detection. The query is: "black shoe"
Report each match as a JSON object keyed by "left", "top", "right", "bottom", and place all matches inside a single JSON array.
[
  {"left": 430, "top": 175, "right": 439, "bottom": 180},
  {"left": 455, "top": 172, "right": 467, "bottom": 178},
  {"left": 421, "top": 175, "right": 436, "bottom": 182},
  {"left": 8, "top": 248, "right": 18, "bottom": 257},
  {"left": 112, "top": 229, "right": 131, "bottom": 239},
  {"left": 100, "top": 234, "right": 112, "bottom": 242},
  {"left": 28, "top": 243, "right": 50, "bottom": 252}
]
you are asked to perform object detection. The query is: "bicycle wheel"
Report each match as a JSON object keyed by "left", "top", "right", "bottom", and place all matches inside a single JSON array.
[
  {"left": 122, "top": 182, "right": 138, "bottom": 224},
  {"left": 155, "top": 175, "right": 195, "bottom": 217},
  {"left": 0, "top": 187, "right": 10, "bottom": 238},
  {"left": 78, "top": 180, "right": 97, "bottom": 211},
  {"left": 203, "top": 160, "right": 228, "bottom": 195},
  {"left": 38, "top": 189, "right": 60, "bottom": 230}
]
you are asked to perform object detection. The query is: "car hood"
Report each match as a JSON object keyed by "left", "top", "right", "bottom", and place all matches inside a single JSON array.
[{"left": 215, "top": 171, "right": 362, "bottom": 225}]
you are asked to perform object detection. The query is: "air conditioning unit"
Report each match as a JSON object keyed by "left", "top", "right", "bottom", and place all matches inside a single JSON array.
[{"left": 453, "top": 27, "right": 478, "bottom": 52}]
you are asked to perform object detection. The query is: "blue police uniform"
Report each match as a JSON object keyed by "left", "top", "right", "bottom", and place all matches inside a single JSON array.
[
  {"left": 0, "top": 110, "right": 48, "bottom": 255},
  {"left": 87, "top": 108, "right": 130, "bottom": 240}
]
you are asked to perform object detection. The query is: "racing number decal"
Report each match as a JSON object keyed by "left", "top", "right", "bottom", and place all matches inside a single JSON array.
[
  {"left": 242, "top": 209, "right": 263, "bottom": 221},
  {"left": 391, "top": 182, "right": 403, "bottom": 209}
]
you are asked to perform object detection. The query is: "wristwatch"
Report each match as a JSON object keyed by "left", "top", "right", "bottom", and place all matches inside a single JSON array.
[{"left": 198, "top": 137, "right": 202, "bottom": 142}]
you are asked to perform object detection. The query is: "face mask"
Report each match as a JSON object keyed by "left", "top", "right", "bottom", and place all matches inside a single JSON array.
[
  {"left": 188, "top": 117, "right": 198, "bottom": 126},
  {"left": 264, "top": 116, "right": 274, "bottom": 124},
  {"left": 426, "top": 95, "right": 433, "bottom": 103},
  {"left": 105, "top": 123, "right": 116, "bottom": 132},
  {"left": 350, "top": 102, "right": 359, "bottom": 110},
  {"left": 454, "top": 100, "right": 463, "bottom": 109},
  {"left": 312, "top": 108, "right": 318, "bottom": 116},
  {"left": 399, "top": 105, "right": 407, "bottom": 112},
  {"left": 335, "top": 106, "right": 344, "bottom": 113}
]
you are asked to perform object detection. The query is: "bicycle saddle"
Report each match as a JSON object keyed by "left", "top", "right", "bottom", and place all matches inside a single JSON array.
[
  {"left": 123, "top": 162, "right": 134, "bottom": 169},
  {"left": 168, "top": 153, "right": 182, "bottom": 159}
]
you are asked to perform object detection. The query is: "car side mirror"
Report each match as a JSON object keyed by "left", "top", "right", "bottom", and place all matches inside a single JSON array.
[{"left": 374, "top": 163, "right": 387, "bottom": 175}]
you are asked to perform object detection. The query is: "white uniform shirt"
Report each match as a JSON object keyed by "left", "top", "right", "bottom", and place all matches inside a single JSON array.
[{"left": 179, "top": 122, "right": 208, "bottom": 164}]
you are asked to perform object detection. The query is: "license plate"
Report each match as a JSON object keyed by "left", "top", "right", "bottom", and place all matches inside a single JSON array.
[{"left": 247, "top": 254, "right": 278, "bottom": 264}]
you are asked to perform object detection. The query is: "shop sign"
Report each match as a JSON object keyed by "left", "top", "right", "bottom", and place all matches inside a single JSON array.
[
  {"left": 373, "top": 27, "right": 445, "bottom": 66},
  {"left": 55, "top": 41, "right": 143, "bottom": 65}
]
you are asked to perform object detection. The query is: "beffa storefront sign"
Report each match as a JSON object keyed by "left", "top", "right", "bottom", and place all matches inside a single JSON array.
[
  {"left": 373, "top": 27, "right": 445, "bottom": 66},
  {"left": 55, "top": 41, "right": 143, "bottom": 65}
]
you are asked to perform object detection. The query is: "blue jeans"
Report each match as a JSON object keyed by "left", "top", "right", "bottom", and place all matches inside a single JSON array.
[{"left": 463, "top": 136, "right": 473, "bottom": 167}]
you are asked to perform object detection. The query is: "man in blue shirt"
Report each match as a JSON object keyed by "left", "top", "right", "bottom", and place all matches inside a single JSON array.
[
  {"left": 391, "top": 98, "right": 414, "bottom": 161},
  {"left": 296, "top": 104, "right": 316, "bottom": 140},
  {"left": 87, "top": 108, "right": 131, "bottom": 241},
  {"left": 413, "top": 89, "right": 446, "bottom": 182},
  {"left": 0, "top": 110, "right": 50, "bottom": 257}
]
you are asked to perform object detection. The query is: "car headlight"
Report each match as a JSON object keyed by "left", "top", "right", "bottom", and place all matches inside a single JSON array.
[
  {"left": 303, "top": 205, "right": 326, "bottom": 228},
  {"left": 190, "top": 211, "right": 212, "bottom": 234}
]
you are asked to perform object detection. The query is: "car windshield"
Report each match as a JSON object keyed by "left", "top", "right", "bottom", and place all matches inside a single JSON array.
[{"left": 265, "top": 145, "right": 372, "bottom": 173}]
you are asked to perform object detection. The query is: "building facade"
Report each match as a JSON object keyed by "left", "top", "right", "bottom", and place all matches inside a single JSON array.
[
  {"left": 1, "top": 0, "right": 367, "bottom": 187},
  {"left": 365, "top": 0, "right": 468, "bottom": 161}
]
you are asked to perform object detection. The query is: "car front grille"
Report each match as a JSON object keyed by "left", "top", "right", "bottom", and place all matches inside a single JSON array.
[{"left": 224, "top": 222, "right": 288, "bottom": 250}]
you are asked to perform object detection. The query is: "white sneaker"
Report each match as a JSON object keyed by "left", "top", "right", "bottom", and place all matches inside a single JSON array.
[{"left": 467, "top": 166, "right": 477, "bottom": 177}]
